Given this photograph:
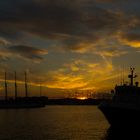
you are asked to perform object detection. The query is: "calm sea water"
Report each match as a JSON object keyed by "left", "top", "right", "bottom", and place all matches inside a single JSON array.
[
  {"left": 0, "top": 105, "right": 138, "bottom": 140},
  {"left": 0, "top": 106, "right": 109, "bottom": 140}
]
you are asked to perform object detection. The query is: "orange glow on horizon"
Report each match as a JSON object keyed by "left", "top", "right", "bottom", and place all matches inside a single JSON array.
[{"left": 76, "top": 97, "right": 88, "bottom": 100}]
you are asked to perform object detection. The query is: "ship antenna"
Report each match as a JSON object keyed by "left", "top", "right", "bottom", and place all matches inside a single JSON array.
[
  {"left": 25, "top": 71, "right": 28, "bottom": 97},
  {"left": 5, "top": 71, "right": 8, "bottom": 101},
  {"left": 15, "top": 71, "right": 17, "bottom": 100},
  {"left": 128, "top": 67, "right": 137, "bottom": 86}
]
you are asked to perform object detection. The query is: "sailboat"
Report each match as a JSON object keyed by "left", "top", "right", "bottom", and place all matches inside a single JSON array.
[{"left": 0, "top": 71, "right": 47, "bottom": 109}]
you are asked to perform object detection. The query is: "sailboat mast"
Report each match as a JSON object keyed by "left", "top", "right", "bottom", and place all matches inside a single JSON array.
[
  {"left": 40, "top": 83, "right": 42, "bottom": 97},
  {"left": 5, "top": 72, "right": 7, "bottom": 101},
  {"left": 25, "top": 71, "right": 28, "bottom": 97},
  {"left": 15, "top": 71, "right": 17, "bottom": 99}
]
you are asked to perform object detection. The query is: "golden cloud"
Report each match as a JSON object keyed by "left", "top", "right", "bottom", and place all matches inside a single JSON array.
[{"left": 40, "top": 58, "right": 117, "bottom": 91}]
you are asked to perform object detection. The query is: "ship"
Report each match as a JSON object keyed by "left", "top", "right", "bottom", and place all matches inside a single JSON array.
[
  {"left": 0, "top": 71, "right": 47, "bottom": 109},
  {"left": 98, "top": 67, "right": 140, "bottom": 127}
]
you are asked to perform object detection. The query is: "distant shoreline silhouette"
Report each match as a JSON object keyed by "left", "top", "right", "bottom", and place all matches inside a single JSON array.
[{"left": 46, "top": 98, "right": 110, "bottom": 105}]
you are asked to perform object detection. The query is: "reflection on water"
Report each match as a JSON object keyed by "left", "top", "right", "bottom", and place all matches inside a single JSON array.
[{"left": 0, "top": 106, "right": 110, "bottom": 140}]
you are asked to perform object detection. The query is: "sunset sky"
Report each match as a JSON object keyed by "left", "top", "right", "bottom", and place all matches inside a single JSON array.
[{"left": 0, "top": 0, "right": 140, "bottom": 98}]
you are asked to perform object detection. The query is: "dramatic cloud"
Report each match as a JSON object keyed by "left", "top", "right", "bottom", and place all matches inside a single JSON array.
[
  {"left": 0, "top": 37, "right": 10, "bottom": 45},
  {"left": 95, "top": 0, "right": 127, "bottom": 3},
  {"left": 0, "top": 0, "right": 140, "bottom": 97},
  {"left": 118, "top": 32, "right": 140, "bottom": 48},
  {"left": 0, "top": 0, "right": 138, "bottom": 39},
  {"left": 41, "top": 58, "right": 117, "bottom": 91},
  {"left": 0, "top": 45, "right": 48, "bottom": 63},
  {"left": 7, "top": 45, "right": 48, "bottom": 62},
  {"left": 0, "top": 0, "right": 139, "bottom": 57}
]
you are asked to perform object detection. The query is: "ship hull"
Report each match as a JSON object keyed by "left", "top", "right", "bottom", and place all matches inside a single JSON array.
[
  {"left": 0, "top": 103, "right": 45, "bottom": 109},
  {"left": 98, "top": 102, "right": 140, "bottom": 127},
  {"left": 0, "top": 97, "right": 47, "bottom": 109}
]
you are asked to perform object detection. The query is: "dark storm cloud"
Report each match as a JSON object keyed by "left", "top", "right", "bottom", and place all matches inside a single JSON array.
[
  {"left": 0, "top": 0, "right": 140, "bottom": 53},
  {"left": 95, "top": 0, "right": 134, "bottom": 3},
  {"left": 95, "top": 0, "right": 124, "bottom": 3},
  {"left": 7, "top": 45, "right": 48, "bottom": 62},
  {"left": 122, "top": 32, "right": 140, "bottom": 42},
  {"left": 0, "top": 0, "right": 137, "bottom": 38},
  {"left": 0, "top": 0, "right": 83, "bottom": 38}
]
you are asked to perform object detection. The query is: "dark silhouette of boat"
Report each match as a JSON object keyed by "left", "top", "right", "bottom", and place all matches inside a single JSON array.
[
  {"left": 0, "top": 71, "right": 47, "bottom": 109},
  {"left": 0, "top": 97, "right": 47, "bottom": 109},
  {"left": 104, "top": 126, "right": 140, "bottom": 140},
  {"left": 99, "top": 67, "right": 140, "bottom": 127}
]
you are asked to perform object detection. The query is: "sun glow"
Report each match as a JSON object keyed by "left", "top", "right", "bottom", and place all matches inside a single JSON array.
[{"left": 76, "top": 97, "right": 88, "bottom": 100}]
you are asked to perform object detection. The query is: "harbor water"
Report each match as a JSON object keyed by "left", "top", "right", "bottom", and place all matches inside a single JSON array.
[{"left": 0, "top": 105, "right": 138, "bottom": 140}]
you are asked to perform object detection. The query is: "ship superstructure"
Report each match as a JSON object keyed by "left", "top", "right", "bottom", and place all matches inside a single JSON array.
[
  {"left": 98, "top": 68, "right": 140, "bottom": 127},
  {"left": 113, "top": 68, "right": 140, "bottom": 105}
]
